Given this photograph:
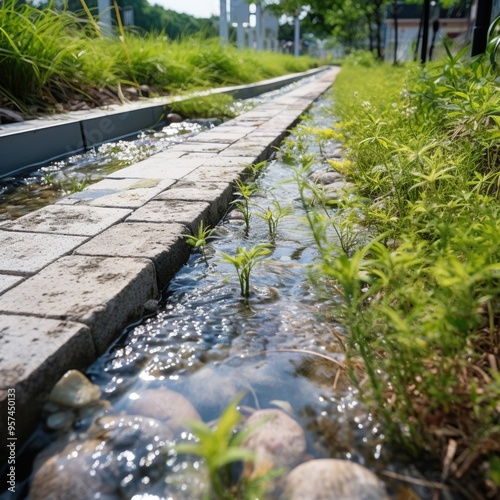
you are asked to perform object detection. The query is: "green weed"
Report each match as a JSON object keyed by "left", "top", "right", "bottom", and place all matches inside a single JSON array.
[
  {"left": 255, "top": 200, "right": 293, "bottom": 242},
  {"left": 175, "top": 394, "right": 257, "bottom": 500},
  {"left": 220, "top": 243, "right": 272, "bottom": 299},
  {"left": 293, "top": 33, "right": 500, "bottom": 494}
]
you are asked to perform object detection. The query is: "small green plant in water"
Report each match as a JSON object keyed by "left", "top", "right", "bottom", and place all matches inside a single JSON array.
[
  {"left": 255, "top": 200, "right": 293, "bottom": 242},
  {"left": 232, "top": 179, "right": 255, "bottom": 233},
  {"left": 185, "top": 221, "right": 215, "bottom": 263},
  {"left": 220, "top": 243, "right": 272, "bottom": 298},
  {"left": 63, "top": 174, "right": 91, "bottom": 194},
  {"left": 175, "top": 394, "right": 256, "bottom": 500},
  {"left": 244, "top": 160, "right": 268, "bottom": 177}
]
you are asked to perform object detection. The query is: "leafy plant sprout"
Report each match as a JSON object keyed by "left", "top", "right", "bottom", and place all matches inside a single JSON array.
[
  {"left": 232, "top": 179, "right": 255, "bottom": 234},
  {"left": 220, "top": 243, "right": 272, "bottom": 299},
  {"left": 175, "top": 394, "right": 257, "bottom": 500},
  {"left": 243, "top": 160, "right": 268, "bottom": 177},
  {"left": 184, "top": 221, "right": 215, "bottom": 264},
  {"left": 255, "top": 200, "right": 293, "bottom": 242}
]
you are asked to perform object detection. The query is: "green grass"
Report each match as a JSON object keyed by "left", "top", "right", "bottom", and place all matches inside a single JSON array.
[
  {"left": 286, "top": 46, "right": 500, "bottom": 495},
  {"left": 0, "top": 0, "right": 320, "bottom": 113}
]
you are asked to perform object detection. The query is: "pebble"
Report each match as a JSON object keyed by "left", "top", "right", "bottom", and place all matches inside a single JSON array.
[
  {"left": 166, "top": 112, "right": 184, "bottom": 123},
  {"left": 47, "top": 370, "right": 101, "bottom": 408},
  {"left": 309, "top": 170, "right": 343, "bottom": 185},
  {"left": 125, "top": 387, "right": 201, "bottom": 428},
  {"left": 241, "top": 409, "right": 306, "bottom": 478},
  {"left": 280, "top": 458, "right": 388, "bottom": 499},
  {"left": 0, "top": 107, "right": 24, "bottom": 124}
]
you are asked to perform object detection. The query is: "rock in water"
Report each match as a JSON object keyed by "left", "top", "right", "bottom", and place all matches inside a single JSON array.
[
  {"left": 47, "top": 370, "right": 101, "bottom": 408},
  {"left": 309, "top": 170, "right": 343, "bottom": 185},
  {"left": 125, "top": 387, "right": 201, "bottom": 428},
  {"left": 241, "top": 409, "right": 306, "bottom": 478},
  {"left": 31, "top": 415, "right": 175, "bottom": 499},
  {"left": 166, "top": 112, "right": 184, "bottom": 123},
  {"left": 30, "top": 439, "right": 119, "bottom": 500},
  {"left": 280, "top": 458, "right": 388, "bottom": 500}
]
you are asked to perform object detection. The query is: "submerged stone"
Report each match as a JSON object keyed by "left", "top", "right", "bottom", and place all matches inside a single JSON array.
[
  {"left": 309, "top": 170, "right": 343, "bottom": 185},
  {"left": 31, "top": 415, "right": 175, "bottom": 499},
  {"left": 280, "top": 458, "right": 388, "bottom": 500},
  {"left": 242, "top": 409, "right": 307, "bottom": 478},
  {"left": 30, "top": 439, "right": 119, "bottom": 500},
  {"left": 47, "top": 369, "right": 101, "bottom": 408},
  {"left": 46, "top": 410, "right": 75, "bottom": 431},
  {"left": 125, "top": 387, "right": 201, "bottom": 429}
]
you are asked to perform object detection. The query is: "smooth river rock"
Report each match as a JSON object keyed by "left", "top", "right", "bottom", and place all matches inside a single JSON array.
[
  {"left": 125, "top": 387, "right": 201, "bottom": 429},
  {"left": 280, "top": 458, "right": 388, "bottom": 500},
  {"left": 31, "top": 415, "right": 175, "bottom": 499},
  {"left": 309, "top": 170, "right": 343, "bottom": 185},
  {"left": 241, "top": 409, "right": 307, "bottom": 478},
  {"left": 30, "top": 439, "right": 120, "bottom": 500},
  {"left": 47, "top": 369, "right": 101, "bottom": 408}
]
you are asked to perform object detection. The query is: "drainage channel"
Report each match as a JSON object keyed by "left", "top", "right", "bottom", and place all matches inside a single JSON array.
[
  {"left": 0, "top": 67, "right": 329, "bottom": 179},
  {"left": 0, "top": 70, "right": 328, "bottom": 223},
  {"left": 3, "top": 65, "right": 427, "bottom": 499},
  {"left": 0, "top": 68, "right": 341, "bottom": 472}
]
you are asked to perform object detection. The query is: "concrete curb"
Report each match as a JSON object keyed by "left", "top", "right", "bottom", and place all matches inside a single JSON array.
[
  {"left": 0, "top": 67, "right": 328, "bottom": 178},
  {"left": 0, "top": 66, "right": 340, "bottom": 461}
]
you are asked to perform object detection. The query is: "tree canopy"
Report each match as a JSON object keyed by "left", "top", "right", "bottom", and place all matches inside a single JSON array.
[{"left": 52, "top": 0, "right": 218, "bottom": 38}]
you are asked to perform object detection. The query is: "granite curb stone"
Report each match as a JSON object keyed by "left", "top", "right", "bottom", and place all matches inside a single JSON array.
[
  {"left": 74, "top": 222, "right": 189, "bottom": 289},
  {"left": 0, "top": 315, "right": 95, "bottom": 463},
  {"left": 0, "top": 255, "right": 158, "bottom": 354}
]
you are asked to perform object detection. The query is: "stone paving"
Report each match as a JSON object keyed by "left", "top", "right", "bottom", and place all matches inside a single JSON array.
[{"left": 0, "top": 67, "right": 340, "bottom": 456}]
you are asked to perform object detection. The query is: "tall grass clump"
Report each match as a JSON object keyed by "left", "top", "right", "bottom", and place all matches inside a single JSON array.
[
  {"left": 0, "top": 0, "right": 98, "bottom": 111},
  {"left": 298, "top": 41, "right": 500, "bottom": 496},
  {"left": 0, "top": 0, "right": 321, "bottom": 113}
]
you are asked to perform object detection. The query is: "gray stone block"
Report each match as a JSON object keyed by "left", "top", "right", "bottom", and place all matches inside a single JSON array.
[
  {"left": 106, "top": 155, "right": 206, "bottom": 180},
  {"left": 0, "top": 230, "right": 87, "bottom": 275},
  {"left": 74, "top": 223, "right": 190, "bottom": 289},
  {"left": 0, "top": 255, "right": 158, "bottom": 354},
  {"left": 126, "top": 200, "right": 212, "bottom": 232},
  {"left": 0, "top": 205, "right": 131, "bottom": 236},
  {"left": 57, "top": 178, "right": 176, "bottom": 209},
  {"left": 181, "top": 166, "right": 246, "bottom": 184},
  {"left": 0, "top": 274, "right": 23, "bottom": 296},
  {"left": 155, "top": 181, "right": 234, "bottom": 223},
  {"left": 0, "top": 315, "right": 95, "bottom": 462}
]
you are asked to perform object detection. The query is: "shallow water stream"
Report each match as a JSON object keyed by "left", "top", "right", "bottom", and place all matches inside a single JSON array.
[{"left": 6, "top": 87, "right": 438, "bottom": 499}]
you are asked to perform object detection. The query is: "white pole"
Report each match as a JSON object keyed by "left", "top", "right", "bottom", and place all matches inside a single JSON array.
[
  {"left": 237, "top": 22, "right": 245, "bottom": 49},
  {"left": 219, "top": 0, "right": 229, "bottom": 44},
  {"left": 256, "top": 0, "right": 263, "bottom": 51},
  {"left": 294, "top": 15, "right": 300, "bottom": 57}
]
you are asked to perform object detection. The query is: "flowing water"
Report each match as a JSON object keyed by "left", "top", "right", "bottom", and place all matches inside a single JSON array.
[{"left": 4, "top": 84, "right": 438, "bottom": 499}]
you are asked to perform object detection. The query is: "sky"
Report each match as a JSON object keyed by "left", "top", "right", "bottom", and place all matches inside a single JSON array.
[{"left": 153, "top": 0, "right": 220, "bottom": 18}]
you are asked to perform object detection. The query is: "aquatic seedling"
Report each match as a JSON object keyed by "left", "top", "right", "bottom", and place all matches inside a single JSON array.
[
  {"left": 175, "top": 394, "right": 256, "bottom": 499},
  {"left": 255, "top": 200, "right": 293, "bottom": 242},
  {"left": 220, "top": 243, "right": 272, "bottom": 298},
  {"left": 244, "top": 160, "right": 268, "bottom": 177},
  {"left": 232, "top": 179, "right": 255, "bottom": 233},
  {"left": 185, "top": 221, "right": 215, "bottom": 263}
]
